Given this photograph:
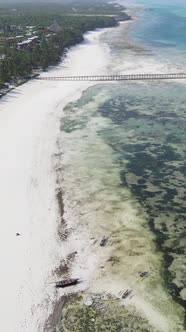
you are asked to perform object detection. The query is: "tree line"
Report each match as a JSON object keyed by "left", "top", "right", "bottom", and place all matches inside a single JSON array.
[{"left": 0, "top": 2, "right": 130, "bottom": 88}]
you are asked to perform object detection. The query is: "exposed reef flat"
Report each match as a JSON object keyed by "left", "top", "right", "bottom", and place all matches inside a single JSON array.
[
  {"left": 97, "top": 82, "right": 186, "bottom": 309},
  {"left": 59, "top": 293, "right": 155, "bottom": 332},
  {"left": 56, "top": 82, "right": 186, "bottom": 331}
]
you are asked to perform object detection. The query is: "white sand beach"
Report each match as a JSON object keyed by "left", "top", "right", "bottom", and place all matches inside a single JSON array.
[
  {"left": 0, "top": 29, "right": 110, "bottom": 332},
  {"left": 0, "top": 19, "right": 185, "bottom": 332}
]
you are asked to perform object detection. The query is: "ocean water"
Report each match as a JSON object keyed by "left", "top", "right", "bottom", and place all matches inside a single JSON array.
[
  {"left": 58, "top": 1, "right": 186, "bottom": 330},
  {"left": 130, "top": 0, "right": 186, "bottom": 49},
  {"left": 128, "top": 0, "right": 186, "bottom": 67}
]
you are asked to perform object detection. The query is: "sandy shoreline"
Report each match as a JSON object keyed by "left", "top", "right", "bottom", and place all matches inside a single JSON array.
[
  {"left": 0, "top": 11, "right": 185, "bottom": 332},
  {"left": 0, "top": 27, "right": 112, "bottom": 331}
]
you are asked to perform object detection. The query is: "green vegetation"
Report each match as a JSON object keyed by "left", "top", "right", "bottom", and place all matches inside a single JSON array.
[
  {"left": 0, "top": 2, "right": 130, "bottom": 89},
  {"left": 56, "top": 294, "right": 154, "bottom": 332}
]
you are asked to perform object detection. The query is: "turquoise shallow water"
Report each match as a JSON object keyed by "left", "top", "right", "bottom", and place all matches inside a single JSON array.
[
  {"left": 59, "top": 1, "right": 186, "bottom": 328},
  {"left": 130, "top": 0, "right": 186, "bottom": 48},
  {"left": 128, "top": 0, "right": 186, "bottom": 66}
]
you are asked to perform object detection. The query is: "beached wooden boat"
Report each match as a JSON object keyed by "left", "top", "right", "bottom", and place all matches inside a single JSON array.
[
  {"left": 139, "top": 271, "right": 148, "bottom": 278},
  {"left": 55, "top": 278, "right": 79, "bottom": 288},
  {"left": 121, "top": 289, "right": 132, "bottom": 299},
  {"left": 100, "top": 236, "right": 108, "bottom": 247}
]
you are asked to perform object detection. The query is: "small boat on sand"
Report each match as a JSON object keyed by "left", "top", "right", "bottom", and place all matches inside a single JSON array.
[
  {"left": 100, "top": 236, "right": 108, "bottom": 247},
  {"left": 138, "top": 271, "right": 148, "bottom": 278},
  {"left": 55, "top": 278, "right": 79, "bottom": 288},
  {"left": 119, "top": 289, "right": 132, "bottom": 299},
  {"left": 122, "top": 289, "right": 132, "bottom": 299}
]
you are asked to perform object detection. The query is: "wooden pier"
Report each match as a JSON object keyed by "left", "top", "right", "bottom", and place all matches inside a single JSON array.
[{"left": 36, "top": 73, "right": 186, "bottom": 82}]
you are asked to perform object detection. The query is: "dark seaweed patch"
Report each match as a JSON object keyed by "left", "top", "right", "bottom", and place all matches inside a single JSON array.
[
  {"left": 95, "top": 85, "right": 186, "bottom": 316},
  {"left": 159, "top": 145, "right": 180, "bottom": 161},
  {"left": 98, "top": 97, "right": 151, "bottom": 124},
  {"left": 138, "top": 179, "right": 146, "bottom": 185},
  {"left": 116, "top": 141, "right": 186, "bottom": 312},
  {"left": 162, "top": 188, "right": 177, "bottom": 201},
  {"left": 166, "top": 134, "right": 182, "bottom": 144},
  {"left": 179, "top": 163, "right": 186, "bottom": 176}
]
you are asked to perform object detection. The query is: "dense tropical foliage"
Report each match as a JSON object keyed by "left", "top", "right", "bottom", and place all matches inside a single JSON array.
[{"left": 0, "top": 2, "right": 130, "bottom": 88}]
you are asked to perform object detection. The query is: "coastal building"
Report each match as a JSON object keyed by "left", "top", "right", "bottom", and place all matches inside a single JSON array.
[
  {"left": 47, "top": 22, "right": 62, "bottom": 33},
  {"left": 17, "top": 36, "right": 39, "bottom": 50}
]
